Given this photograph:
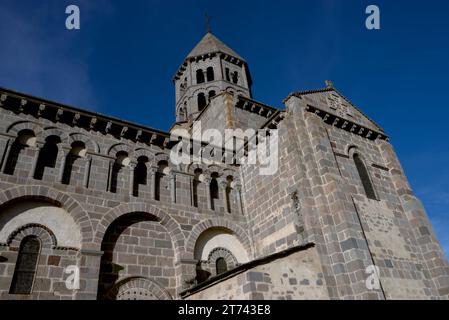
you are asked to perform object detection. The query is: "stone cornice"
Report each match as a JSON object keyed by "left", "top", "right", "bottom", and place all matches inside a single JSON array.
[
  {"left": 234, "top": 95, "right": 280, "bottom": 119},
  {"left": 284, "top": 85, "right": 385, "bottom": 133},
  {"left": 0, "top": 87, "right": 175, "bottom": 149},
  {"left": 306, "top": 104, "right": 388, "bottom": 141}
]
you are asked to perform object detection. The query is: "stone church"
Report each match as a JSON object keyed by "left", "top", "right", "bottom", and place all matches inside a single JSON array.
[{"left": 0, "top": 31, "right": 448, "bottom": 300}]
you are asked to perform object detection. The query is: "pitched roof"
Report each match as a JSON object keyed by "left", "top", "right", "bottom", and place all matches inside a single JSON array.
[
  {"left": 187, "top": 32, "right": 245, "bottom": 61},
  {"left": 285, "top": 86, "right": 385, "bottom": 133}
]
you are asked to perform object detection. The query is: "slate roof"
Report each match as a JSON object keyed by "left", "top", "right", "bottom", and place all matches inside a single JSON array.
[{"left": 187, "top": 32, "right": 245, "bottom": 61}]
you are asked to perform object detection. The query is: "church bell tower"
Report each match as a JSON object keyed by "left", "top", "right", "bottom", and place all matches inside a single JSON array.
[{"left": 172, "top": 32, "right": 253, "bottom": 122}]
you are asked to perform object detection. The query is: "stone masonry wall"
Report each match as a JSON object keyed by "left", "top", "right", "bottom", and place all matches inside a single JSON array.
[
  {"left": 0, "top": 89, "right": 251, "bottom": 300},
  {"left": 185, "top": 245, "right": 328, "bottom": 300},
  {"left": 240, "top": 115, "right": 306, "bottom": 257},
  {"left": 283, "top": 91, "right": 449, "bottom": 299},
  {"left": 1, "top": 82, "right": 448, "bottom": 300}
]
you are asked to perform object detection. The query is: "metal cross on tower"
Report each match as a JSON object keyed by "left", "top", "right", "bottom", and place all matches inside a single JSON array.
[{"left": 205, "top": 12, "right": 212, "bottom": 33}]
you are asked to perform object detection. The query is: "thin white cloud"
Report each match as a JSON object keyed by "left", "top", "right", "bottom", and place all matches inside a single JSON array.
[{"left": 0, "top": 1, "right": 104, "bottom": 110}]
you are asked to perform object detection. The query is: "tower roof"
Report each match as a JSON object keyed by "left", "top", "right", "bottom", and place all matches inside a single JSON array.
[{"left": 187, "top": 32, "right": 245, "bottom": 61}]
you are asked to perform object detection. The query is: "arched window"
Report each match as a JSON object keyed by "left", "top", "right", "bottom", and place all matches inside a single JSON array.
[
  {"left": 206, "top": 67, "right": 214, "bottom": 82},
  {"left": 196, "top": 69, "right": 205, "bottom": 84},
  {"left": 353, "top": 153, "right": 377, "bottom": 200},
  {"left": 225, "top": 68, "right": 230, "bottom": 81},
  {"left": 155, "top": 160, "right": 168, "bottom": 201},
  {"left": 110, "top": 151, "right": 129, "bottom": 193},
  {"left": 192, "top": 168, "right": 202, "bottom": 208},
  {"left": 133, "top": 156, "right": 148, "bottom": 197},
  {"left": 210, "top": 173, "right": 219, "bottom": 210},
  {"left": 3, "top": 129, "right": 35, "bottom": 175},
  {"left": 62, "top": 141, "right": 86, "bottom": 185},
  {"left": 9, "top": 236, "right": 41, "bottom": 295},
  {"left": 232, "top": 71, "right": 239, "bottom": 84},
  {"left": 33, "top": 135, "right": 61, "bottom": 180},
  {"left": 216, "top": 257, "right": 228, "bottom": 275},
  {"left": 208, "top": 90, "right": 216, "bottom": 100},
  {"left": 198, "top": 93, "right": 207, "bottom": 111},
  {"left": 178, "top": 103, "right": 187, "bottom": 121}
]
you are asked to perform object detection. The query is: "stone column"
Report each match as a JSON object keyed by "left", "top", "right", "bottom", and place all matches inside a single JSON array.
[
  {"left": 51, "top": 148, "right": 66, "bottom": 183},
  {"left": 169, "top": 172, "right": 176, "bottom": 203},
  {"left": 58, "top": 149, "right": 69, "bottom": 183},
  {"left": 28, "top": 146, "right": 40, "bottom": 179},
  {"left": 129, "top": 162, "right": 136, "bottom": 197},
  {"left": 126, "top": 164, "right": 134, "bottom": 196},
  {"left": 149, "top": 166, "right": 158, "bottom": 200},
  {"left": 204, "top": 177, "right": 212, "bottom": 210},
  {"left": 235, "top": 183, "right": 244, "bottom": 215},
  {"left": 83, "top": 156, "right": 92, "bottom": 188},
  {"left": 220, "top": 180, "right": 229, "bottom": 214}
]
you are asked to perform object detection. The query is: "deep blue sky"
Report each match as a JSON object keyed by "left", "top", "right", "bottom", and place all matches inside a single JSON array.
[{"left": 1, "top": 0, "right": 448, "bottom": 255}]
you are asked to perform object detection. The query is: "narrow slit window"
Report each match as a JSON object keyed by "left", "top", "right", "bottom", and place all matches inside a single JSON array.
[{"left": 353, "top": 153, "right": 377, "bottom": 200}]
